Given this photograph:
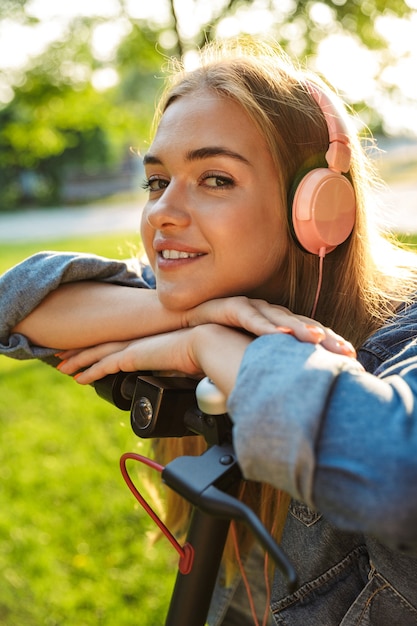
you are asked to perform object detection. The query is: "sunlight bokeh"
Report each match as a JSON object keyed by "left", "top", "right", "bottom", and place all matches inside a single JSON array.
[{"left": 1, "top": 0, "right": 417, "bottom": 135}]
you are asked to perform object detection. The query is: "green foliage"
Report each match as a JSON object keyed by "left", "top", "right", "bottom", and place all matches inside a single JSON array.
[
  {"left": 0, "top": 75, "right": 140, "bottom": 205},
  {"left": 0, "top": 0, "right": 415, "bottom": 210},
  {"left": 0, "top": 0, "right": 27, "bottom": 19},
  {"left": 0, "top": 15, "right": 161, "bottom": 210},
  {"left": 185, "top": 0, "right": 413, "bottom": 56},
  {"left": 0, "top": 235, "right": 176, "bottom": 625}
]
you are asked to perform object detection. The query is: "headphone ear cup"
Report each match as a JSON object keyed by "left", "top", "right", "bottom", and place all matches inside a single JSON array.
[{"left": 290, "top": 168, "right": 356, "bottom": 255}]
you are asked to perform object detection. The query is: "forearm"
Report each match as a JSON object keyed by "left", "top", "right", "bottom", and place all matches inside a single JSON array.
[
  {"left": 3, "top": 250, "right": 355, "bottom": 357},
  {"left": 229, "top": 333, "right": 417, "bottom": 550},
  {"left": 1, "top": 251, "right": 156, "bottom": 356},
  {"left": 13, "top": 282, "right": 185, "bottom": 349},
  {"left": 67, "top": 323, "right": 253, "bottom": 394}
]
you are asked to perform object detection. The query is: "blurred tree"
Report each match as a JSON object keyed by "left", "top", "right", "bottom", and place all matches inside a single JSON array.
[
  {"left": 0, "top": 12, "right": 162, "bottom": 208},
  {"left": 0, "top": 0, "right": 415, "bottom": 209},
  {"left": 0, "top": 0, "right": 27, "bottom": 19},
  {"left": 162, "top": 0, "right": 413, "bottom": 58}
]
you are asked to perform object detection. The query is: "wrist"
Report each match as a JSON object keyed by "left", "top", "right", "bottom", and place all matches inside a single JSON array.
[{"left": 190, "top": 324, "right": 252, "bottom": 397}]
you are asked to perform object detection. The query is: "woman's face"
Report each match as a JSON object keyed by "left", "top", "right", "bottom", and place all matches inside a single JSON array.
[{"left": 140, "top": 90, "right": 288, "bottom": 310}]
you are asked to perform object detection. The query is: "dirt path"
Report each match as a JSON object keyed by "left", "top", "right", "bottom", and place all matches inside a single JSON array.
[{"left": 0, "top": 183, "right": 416, "bottom": 243}]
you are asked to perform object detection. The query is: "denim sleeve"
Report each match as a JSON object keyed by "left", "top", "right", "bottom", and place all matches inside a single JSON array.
[
  {"left": 0, "top": 251, "right": 154, "bottom": 361},
  {"left": 228, "top": 334, "right": 417, "bottom": 551}
]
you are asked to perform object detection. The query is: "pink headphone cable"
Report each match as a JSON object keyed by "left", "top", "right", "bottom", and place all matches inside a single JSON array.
[{"left": 310, "top": 247, "right": 326, "bottom": 318}]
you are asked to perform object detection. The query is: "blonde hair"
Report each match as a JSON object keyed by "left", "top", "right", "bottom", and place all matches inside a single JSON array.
[{"left": 148, "top": 38, "right": 417, "bottom": 579}]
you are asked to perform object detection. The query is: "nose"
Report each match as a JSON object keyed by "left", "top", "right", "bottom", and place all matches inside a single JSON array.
[{"left": 144, "top": 182, "right": 191, "bottom": 230}]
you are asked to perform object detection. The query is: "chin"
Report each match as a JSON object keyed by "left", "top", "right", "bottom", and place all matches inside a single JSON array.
[{"left": 156, "top": 288, "right": 202, "bottom": 311}]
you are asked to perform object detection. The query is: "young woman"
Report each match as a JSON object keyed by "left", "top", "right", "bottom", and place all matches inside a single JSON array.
[{"left": 2, "top": 39, "right": 417, "bottom": 625}]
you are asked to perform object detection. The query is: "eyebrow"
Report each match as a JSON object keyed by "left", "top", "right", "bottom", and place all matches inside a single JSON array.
[{"left": 142, "top": 146, "right": 252, "bottom": 166}]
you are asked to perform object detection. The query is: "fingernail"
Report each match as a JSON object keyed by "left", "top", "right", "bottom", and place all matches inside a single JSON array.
[
  {"left": 54, "top": 352, "right": 65, "bottom": 358},
  {"left": 275, "top": 326, "right": 294, "bottom": 335},
  {"left": 305, "top": 325, "right": 325, "bottom": 342},
  {"left": 73, "top": 373, "right": 84, "bottom": 383},
  {"left": 337, "top": 341, "right": 356, "bottom": 357},
  {"left": 56, "top": 359, "right": 68, "bottom": 371}
]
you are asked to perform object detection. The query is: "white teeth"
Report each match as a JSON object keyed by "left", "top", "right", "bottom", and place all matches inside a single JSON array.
[{"left": 161, "top": 250, "right": 201, "bottom": 259}]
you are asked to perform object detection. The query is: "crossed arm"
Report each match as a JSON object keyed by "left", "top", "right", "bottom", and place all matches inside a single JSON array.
[
  {"left": 9, "top": 261, "right": 417, "bottom": 546},
  {"left": 12, "top": 280, "right": 355, "bottom": 397},
  {"left": 39, "top": 284, "right": 417, "bottom": 550}
]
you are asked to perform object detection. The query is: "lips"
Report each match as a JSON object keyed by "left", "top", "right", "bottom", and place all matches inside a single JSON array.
[
  {"left": 161, "top": 249, "right": 203, "bottom": 260},
  {"left": 153, "top": 238, "right": 206, "bottom": 266}
]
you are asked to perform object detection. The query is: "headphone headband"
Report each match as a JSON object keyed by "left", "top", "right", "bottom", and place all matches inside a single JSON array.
[{"left": 305, "top": 82, "right": 352, "bottom": 173}]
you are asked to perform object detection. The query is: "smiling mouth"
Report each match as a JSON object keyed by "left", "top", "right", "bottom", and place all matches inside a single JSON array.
[{"left": 160, "top": 250, "right": 204, "bottom": 260}]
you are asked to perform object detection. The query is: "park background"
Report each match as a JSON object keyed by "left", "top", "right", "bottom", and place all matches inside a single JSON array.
[{"left": 1, "top": 1, "right": 417, "bottom": 624}]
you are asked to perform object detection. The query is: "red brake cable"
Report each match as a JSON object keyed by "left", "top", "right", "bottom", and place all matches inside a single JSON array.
[{"left": 120, "top": 452, "right": 194, "bottom": 575}]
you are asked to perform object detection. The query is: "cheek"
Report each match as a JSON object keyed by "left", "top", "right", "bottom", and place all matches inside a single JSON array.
[
  {"left": 236, "top": 216, "right": 288, "bottom": 275},
  {"left": 140, "top": 212, "right": 155, "bottom": 264}
]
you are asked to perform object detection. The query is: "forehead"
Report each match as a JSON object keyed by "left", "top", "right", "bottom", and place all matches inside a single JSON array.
[{"left": 149, "top": 91, "right": 267, "bottom": 157}]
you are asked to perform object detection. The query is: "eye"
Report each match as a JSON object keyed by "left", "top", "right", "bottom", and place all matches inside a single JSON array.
[
  {"left": 201, "top": 172, "right": 234, "bottom": 189},
  {"left": 141, "top": 176, "right": 169, "bottom": 192}
]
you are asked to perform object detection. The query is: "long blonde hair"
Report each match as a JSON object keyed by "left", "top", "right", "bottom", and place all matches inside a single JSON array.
[{"left": 148, "top": 38, "right": 417, "bottom": 578}]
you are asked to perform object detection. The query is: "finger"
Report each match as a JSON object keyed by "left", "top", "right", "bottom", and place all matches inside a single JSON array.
[
  {"left": 320, "top": 334, "right": 356, "bottom": 358},
  {"left": 75, "top": 330, "right": 202, "bottom": 384},
  {"left": 55, "top": 349, "right": 83, "bottom": 360},
  {"left": 237, "top": 308, "right": 288, "bottom": 335},
  {"left": 56, "top": 342, "right": 129, "bottom": 375},
  {"left": 285, "top": 312, "right": 356, "bottom": 356},
  {"left": 256, "top": 305, "right": 355, "bottom": 354},
  {"left": 73, "top": 337, "right": 171, "bottom": 384},
  {"left": 219, "top": 302, "right": 326, "bottom": 344},
  {"left": 251, "top": 305, "right": 324, "bottom": 343},
  {"left": 218, "top": 299, "right": 307, "bottom": 338},
  {"left": 74, "top": 355, "right": 125, "bottom": 385},
  {"left": 190, "top": 297, "right": 279, "bottom": 335},
  {"left": 190, "top": 298, "right": 319, "bottom": 340}
]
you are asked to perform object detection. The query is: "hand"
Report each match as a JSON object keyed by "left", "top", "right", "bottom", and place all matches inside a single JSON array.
[
  {"left": 56, "top": 328, "right": 207, "bottom": 384},
  {"left": 185, "top": 297, "right": 356, "bottom": 357},
  {"left": 57, "top": 323, "right": 254, "bottom": 398},
  {"left": 56, "top": 324, "right": 253, "bottom": 398},
  {"left": 56, "top": 300, "right": 356, "bottom": 383}
]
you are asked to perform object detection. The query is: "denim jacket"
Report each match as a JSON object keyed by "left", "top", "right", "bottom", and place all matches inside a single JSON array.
[
  {"left": 2, "top": 253, "right": 417, "bottom": 625},
  {"left": 220, "top": 300, "right": 417, "bottom": 625}
]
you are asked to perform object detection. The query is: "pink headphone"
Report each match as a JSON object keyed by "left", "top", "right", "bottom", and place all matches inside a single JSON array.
[{"left": 289, "top": 82, "right": 356, "bottom": 256}]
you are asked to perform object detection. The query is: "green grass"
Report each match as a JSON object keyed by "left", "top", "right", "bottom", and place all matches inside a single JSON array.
[
  {"left": 2, "top": 226, "right": 417, "bottom": 626},
  {"left": 0, "top": 232, "right": 140, "bottom": 275},
  {"left": 0, "top": 235, "right": 176, "bottom": 626}
]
